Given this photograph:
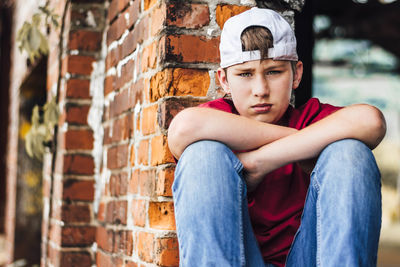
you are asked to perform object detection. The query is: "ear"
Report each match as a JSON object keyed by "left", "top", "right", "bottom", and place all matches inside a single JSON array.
[
  {"left": 292, "top": 61, "right": 303, "bottom": 90},
  {"left": 217, "top": 68, "right": 231, "bottom": 94}
]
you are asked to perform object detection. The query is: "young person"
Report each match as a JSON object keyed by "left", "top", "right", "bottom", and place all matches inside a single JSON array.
[{"left": 168, "top": 7, "right": 386, "bottom": 267}]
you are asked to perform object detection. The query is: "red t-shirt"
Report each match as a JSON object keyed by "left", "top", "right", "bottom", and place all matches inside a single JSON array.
[{"left": 199, "top": 97, "right": 341, "bottom": 267}]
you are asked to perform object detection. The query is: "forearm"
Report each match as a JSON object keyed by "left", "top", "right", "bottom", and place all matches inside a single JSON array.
[
  {"left": 241, "top": 104, "right": 386, "bottom": 181},
  {"left": 167, "top": 107, "right": 297, "bottom": 159}
]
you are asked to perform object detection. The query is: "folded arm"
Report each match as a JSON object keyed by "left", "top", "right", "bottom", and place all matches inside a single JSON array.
[
  {"left": 167, "top": 107, "right": 297, "bottom": 159},
  {"left": 237, "top": 104, "right": 386, "bottom": 191}
]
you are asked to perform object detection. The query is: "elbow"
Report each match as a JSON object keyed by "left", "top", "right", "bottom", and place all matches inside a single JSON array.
[
  {"left": 167, "top": 107, "right": 200, "bottom": 159},
  {"left": 354, "top": 104, "right": 386, "bottom": 149}
]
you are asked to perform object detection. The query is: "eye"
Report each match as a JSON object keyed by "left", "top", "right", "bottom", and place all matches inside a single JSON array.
[
  {"left": 239, "top": 72, "right": 252, "bottom": 77},
  {"left": 266, "top": 70, "right": 281, "bottom": 75}
]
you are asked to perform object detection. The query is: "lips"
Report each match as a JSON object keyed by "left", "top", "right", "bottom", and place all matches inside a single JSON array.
[{"left": 252, "top": 103, "right": 272, "bottom": 113}]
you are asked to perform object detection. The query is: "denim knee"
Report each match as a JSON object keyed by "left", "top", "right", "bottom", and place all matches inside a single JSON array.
[{"left": 312, "top": 139, "right": 380, "bottom": 191}]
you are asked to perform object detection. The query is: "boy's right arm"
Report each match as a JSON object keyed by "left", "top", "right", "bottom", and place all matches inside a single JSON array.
[{"left": 167, "top": 107, "right": 297, "bottom": 159}]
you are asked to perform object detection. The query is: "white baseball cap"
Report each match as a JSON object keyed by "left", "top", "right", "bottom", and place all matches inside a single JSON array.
[{"left": 219, "top": 7, "right": 298, "bottom": 68}]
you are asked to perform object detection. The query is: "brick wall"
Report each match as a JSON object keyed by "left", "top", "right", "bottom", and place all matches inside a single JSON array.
[{"left": 40, "top": 1, "right": 300, "bottom": 266}]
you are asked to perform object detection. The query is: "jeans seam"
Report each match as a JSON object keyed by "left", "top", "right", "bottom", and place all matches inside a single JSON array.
[{"left": 313, "top": 171, "right": 321, "bottom": 267}]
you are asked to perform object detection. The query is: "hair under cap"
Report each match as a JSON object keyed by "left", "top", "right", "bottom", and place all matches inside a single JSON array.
[{"left": 219, "top": 7, "right": 298, "bottom": 68}]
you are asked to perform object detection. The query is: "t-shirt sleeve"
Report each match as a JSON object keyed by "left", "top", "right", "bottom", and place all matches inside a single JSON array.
[
  {"left": 290, "top": 98, "right": 342, "bottom": 129},
  {"left": 198, "top": 98, "right": 238, "bottom": 114}
]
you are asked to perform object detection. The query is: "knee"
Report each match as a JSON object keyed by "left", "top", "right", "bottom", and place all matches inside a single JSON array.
[{"left": 314, "top": 139, "right": 380, "bottom": 188}]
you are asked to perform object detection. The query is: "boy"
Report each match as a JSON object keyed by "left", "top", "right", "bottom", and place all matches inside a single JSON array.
[{"left": 168, "top": 7, "right": 386, "bottom": 267}]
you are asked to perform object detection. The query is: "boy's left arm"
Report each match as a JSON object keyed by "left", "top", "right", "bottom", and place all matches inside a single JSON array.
[{"left": 238, "top": 104, "right": 386, "bottom": 191}]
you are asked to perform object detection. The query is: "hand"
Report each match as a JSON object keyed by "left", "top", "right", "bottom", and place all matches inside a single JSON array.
[{"left": 236, "top": 151, "right": 266, "bottom": 192}]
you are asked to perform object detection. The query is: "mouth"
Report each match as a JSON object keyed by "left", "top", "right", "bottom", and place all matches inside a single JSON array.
[{"left": 251, "top": 103, "right": 272, "bottom": 113}]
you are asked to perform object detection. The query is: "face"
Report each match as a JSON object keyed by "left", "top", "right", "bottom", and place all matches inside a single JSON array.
[{"left": 218, "top": 59, "right": 303, "bottom": 124}]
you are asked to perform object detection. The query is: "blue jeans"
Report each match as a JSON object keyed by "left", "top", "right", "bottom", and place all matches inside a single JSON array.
[{"left": 172, "top": 139, "right": 381, "bottom": 267}]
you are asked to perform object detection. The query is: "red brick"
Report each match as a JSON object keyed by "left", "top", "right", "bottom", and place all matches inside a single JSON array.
[
  {"left": 63, "top": 179, "right": 95, "bottom": 201},
  {"left": 137, "top": 139, "right": 149, "bottom": 165},
  {"left": 129, "top": 79, "right": 144, "bottom": 108},
  {"left": 150, "top": 68, "right": 210, "bottom": 102},
  {"left": 136, "top": 232, "right": 154, "bottom": 262},
  {"left": 109, "top": 89, "right": 130, "bottom": 118},
  {"left": 107, "top": 15, "right": 126, "bottom": 45},
  {"left": 151, "top": 3, "right": 166, "bottom": 36},
  {"left": 155, "top": 237, "right": 179, "bottom": 267},
  {"left": 142, "top": 104, "right": 157, "bottom": 135},
  {"left": 111, "top": 113, "right": 134, "bottom": 143},
  {"left": 47, "top": 244, "right": 60, "bottom": 266},
  {"left": 61, "top": 251, "right": 92, "bottom": 267},
  {"left": 104, "top": 75, "right": 116, "bottom": 96},
  {"left": 69, "top": 30, "right": 102, "bottom": 51},
  {"left": 114, "top": 230, "right": 133, "bottom": 256},
  {"left": 61, "top": 204, "right": 91, "bottom": 223},
  {"left": 67, "top": 55, "right": 96, "bottom": 75},
  {"left": 106, "top": 200, "right": 128, "bottom": 225},
  {"left": 109, "top": 172, "right": 128, "bottom": 196},
  {"left": 150, "top": 135, "right": 175, "bottom": 166},
  {"left": 98, "top": 202, "right": 106, "bottom": 222},
  {"left": 108, "top": 0, "right": 131, "bottom": 22},
  {"left": 144, "top": 0, "right": 157, "bottom": 10},
  {"left": 156, "top": 166, "right": 175, "bottom": 197},
  {"left": 116, "top": 59, "right": 135, "bottom": 89},
  {"left": 125, "top": 261, "right": 138, "bottom": 267},
  {"left": 139, "top": 169, "right": 155, "bottom": 197},
  {"left": 65, "top": 129, "right": 94, "bottom": 150},
  {"left": 49, "top": 222, "right": 62, "bottom": 246},
  {"left": 131, "top": 199, "right": 146, "bottom": 227},
  {"left": 148, "top": 202, "right": 176, "bottom": 230},
  {"left": 61, "top": 226, "right": 96, "bottom": 247},
  {"left": 165, "top": 35, "right": 219, "bottom": 63},
  {"left": 130, "top": 144, "right": 135, "bottom": 166},
  {"left": 129, "top": 169, "right": 140, "bottom": 194},
  {"left": 96, "top": 226, "right": 114, "bottom": 252},
  {"left": 167, "top": 3, "right": 210, "bottom": 28},
  {"left": 107, "top": 144, "right": 129, "bottom": 169},
  {"left": 71, "top": 5, "right": 104, "bottom": 28},
  {"left": 66, "top": 79, "right": 91, "bottom": 99},
  {"left": 63, "top": 154, "right": 94, "bottom": 175},
  {"left": 216, "top": 5, "right": 251, "bottom": 29},
  {"left": 65, "top": 105, "right": 90, "bottom": 125},
  {"left": 96, "top": 250, "right": 123, "bottom": 267}
]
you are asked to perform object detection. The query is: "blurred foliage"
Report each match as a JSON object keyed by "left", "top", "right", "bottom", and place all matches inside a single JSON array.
[
  {"left": 25, "top": 97, "right": 59, "bottom": 161},
  {"left": 16, "top": 3, "right": 59, "bottom": 63}
]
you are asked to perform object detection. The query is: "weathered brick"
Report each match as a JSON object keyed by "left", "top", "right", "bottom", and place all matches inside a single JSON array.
[
  {"left": 108, "top": 0, "right": 131, "bottom": 22},
  {"left": 216, "top": 4, "right": 251, "bottom": 29},
  {"left": 98, "top": 202, "right": 106, "bottom": 222},
  {"left": 63, "top": 179, "right": 95, "bottom": 201},
  {"left": 65, "top": 129, "right": 94, "bottom": 150},
  {"left": 165, "top": 35, "right": 219, "bottom": 63},
  {"left": 109, "top": 89, "right": 130, "bottom": 118},
  {"left": 139, "top": 169, "right": 156, "bottom": 197},
  {"left": 107, "top": 14, "right": 127, "bottom": 45},
  {"left": 148, "top": 202, "right": 176, "bottom": 230},
  {"left": 151, "top": 3, "right": 166, "bottom": 36},
  {"left": 66, "top": 105, "right": 90, "bottom": 125},
  {"left": 150, "top": 135, "right": 175, "bottom": 166},
  {"left": 129, "top": 169, "right": 140, "bottom": 194},
  {"left": 49, "top": 222, "right": 62, "bottom": 246},
  {"left": 150, "top": 68, "right": 210, "bottom": 102},
  {"left": 113, "top": 230, "right": 133, "bottom": 256},
  {"left": 106, "top": 47, "right": 120, "bottom": 71},
  {"left": 155, "top": 237, "right": 179, "bottom": 267},
  {"left": 167, "top": 3, "right": 210, "bottom": 28},
  {"left": 158, "top": 97, "right": 207, "bottom": 130},
  {"left": 110, "top": 113, "right": 134, "bottom": 143},
  {"left": 61, "top": 251, "right": 92, "bottom": 267},
  {"left": 71, "top": 5, "right": 105, "bottom": 29},
  {"left": 69, "top": 30, "right": 102, "bottom": 51},
  {"left": 96, "top": 250, "right": 123, "bottom": 267},
  {"left": 116, "top": 59, "right": 135, "bottom": 89},
  {"left": 156, "top": 166, "right": 175, "bottom": 197},
  {"left": 131, "top": 199, "right": 146, "bottom": 227},
  {"left": 136, "top": 232, "right": 154, "bottom": 262},
  {"left": 130, "top": 144, "right": 135, "bottom": 166},
  {"left": 96, "top": 226, "right": 114, "bottom": 252},
  {"left": 106, "top": 200, "right": 128, "bottom": 225},
  {"left": 61, "top": 226, "right": 96, "bottom": 247},
  {"left": 125, "top": 261, "right": 138, "bottom": 267},
  {"left": 142, "top": 104, "right": 157, "bottom": 135},
  {"left": 104, "top": 75, "right": 116, "bottom": 96},
  {"left": 61, "top": 204, "right": 91, "bottom": 223},
  {"left": 141, "top": 42, "right": 157, "bottom": 73},
  {"left": 137, "top": 139, "right": 149, "bottom": 165},
  {"left": 144, "top": 0, "right": 157, "bottom": 10},
  {"left": 63, "top": 154, "right": 94, "bottom": 175},
  {"left": 107, "top": 144, "right": 129, "bottom": 169},
  {"left": 67, "top": 55, "right": 96, "bottom": 75},
  {"left": 66, "top": 79, "right": 91, "bottom": 99},
  {"left": 129, "top": 79, "right": 144, "bottom": 107},
  {"left": 109, "top": 172, "right": 128, "bottom": 196}
]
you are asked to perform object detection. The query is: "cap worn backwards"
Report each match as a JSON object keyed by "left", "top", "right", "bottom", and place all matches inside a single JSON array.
[{"left": 219, "top": 7, "right": 298, "bottom": 68}]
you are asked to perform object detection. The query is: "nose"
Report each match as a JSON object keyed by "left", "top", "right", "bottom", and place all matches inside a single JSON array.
[{"left": 252, "top": 75, "right": 269, "bottom": 97}]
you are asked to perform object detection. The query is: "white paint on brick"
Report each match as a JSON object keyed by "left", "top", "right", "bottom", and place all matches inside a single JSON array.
[{"left": 86, "top": 10, "right": 97, "bottom": 27}]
